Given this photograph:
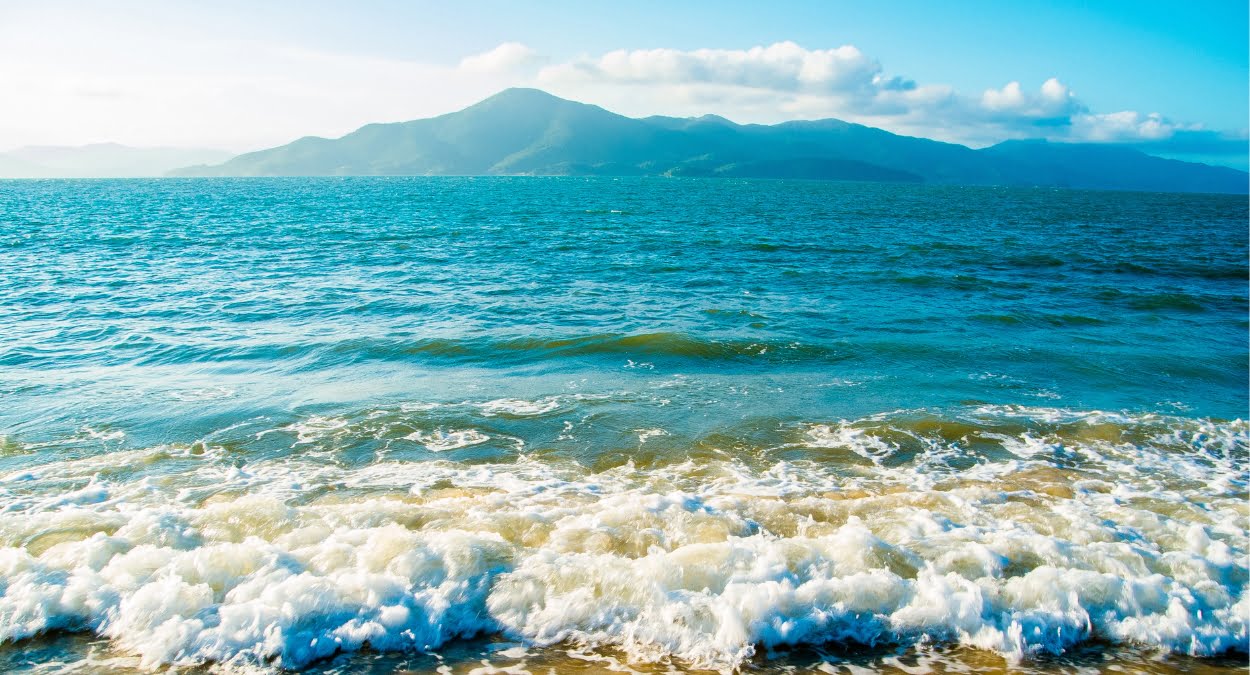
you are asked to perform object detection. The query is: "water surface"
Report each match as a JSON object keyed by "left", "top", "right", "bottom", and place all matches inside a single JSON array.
[{"left": 0, "top": 178, "right": 1246, "bottom": 672}]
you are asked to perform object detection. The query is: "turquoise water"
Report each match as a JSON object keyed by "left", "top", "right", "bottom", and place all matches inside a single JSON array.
[{"left": 0, "top": 178, "right": 1246, "bottom": 672}]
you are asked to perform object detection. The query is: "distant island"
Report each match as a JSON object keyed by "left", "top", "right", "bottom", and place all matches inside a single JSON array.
[{"left": 170, "top": 88, "right": 1241, "bottom": 194}]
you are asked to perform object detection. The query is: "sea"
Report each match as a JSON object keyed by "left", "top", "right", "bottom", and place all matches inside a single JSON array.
[{"left": 0, "top": 177, "right": 1246, "bottom": 674}]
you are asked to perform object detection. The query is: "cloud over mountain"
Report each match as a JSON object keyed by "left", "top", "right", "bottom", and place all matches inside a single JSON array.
[
  {"left": 540, "top": 42, "right": 883, "bottom": 94},
  {"left": 529, "top": 41, "right": 1236, "bottom": 154},
  {"left": 0, "top": 8, "right": 1242, "bottom": 168},
  {"left": 169, "top": 87, "right": 1247, "bottom": 195}
]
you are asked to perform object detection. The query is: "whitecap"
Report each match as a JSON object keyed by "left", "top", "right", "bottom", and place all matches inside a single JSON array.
[
  {"left": 0, "top": 409, "right": 1242, "bottom": 672},
  {"left": 635, "top": 428, "right": 669, "bottom": 444},
  {"left": 804, "top": 423, "right": 895, "bottom": 463},
  {"left": 477, "top": 397, "right": 562, "bottom": 417},
  {"left": 405, "top": 428, "right": 491, "bottom": 452},
  {"left": 280, "top": 415, "right": 348, "bottom": 444}
]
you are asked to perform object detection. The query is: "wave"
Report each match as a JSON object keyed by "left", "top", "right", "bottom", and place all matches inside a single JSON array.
[
  {"left": 7, "top": 329, "right": 1132, "bottom": 374},
  {"left": 0, "top": 407, "right": 1244, "bottom": 671},
  {"left": 380, "top": 332, "right": 839, "bottom": 363},
  {"left": 0, "top": 332, "right": 850, "bottom": 370},
  {"left": 1091, "top": 288, "right": 1246, "bottom": 314},
  {"left": 969, "top": 312, "right": 1107, "bottom": 327}
]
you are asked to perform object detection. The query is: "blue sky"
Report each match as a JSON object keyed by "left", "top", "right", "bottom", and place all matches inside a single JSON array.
[{"left": 2, "top": 0, "right": 1246, "bottom": 166}]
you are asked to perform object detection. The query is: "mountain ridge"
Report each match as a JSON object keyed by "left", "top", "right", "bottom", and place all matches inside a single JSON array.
[{"left": 170, "top": 88, "right": 1248, "bottom": 194}]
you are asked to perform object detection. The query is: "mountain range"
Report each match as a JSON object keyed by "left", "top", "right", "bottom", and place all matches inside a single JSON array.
[
  {"left": 0, "top": 144, "right": 232, "bottom": 179},
  {"left": 66, "top": 90, "right": 1250, "bottom": 193}
]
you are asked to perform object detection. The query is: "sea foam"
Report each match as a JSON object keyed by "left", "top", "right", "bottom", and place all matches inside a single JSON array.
[{"left": 0, "top": 410, "right": 1244, "bottom": 671}]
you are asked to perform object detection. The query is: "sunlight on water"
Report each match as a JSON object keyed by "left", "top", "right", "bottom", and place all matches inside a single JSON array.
[{"left": 0, "top": 178, "right": 1245, "bottom": 672}]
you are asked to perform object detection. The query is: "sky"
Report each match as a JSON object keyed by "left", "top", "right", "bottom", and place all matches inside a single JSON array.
[{"left": 1, "top": 0, "right": 1246, "bottom": 167}]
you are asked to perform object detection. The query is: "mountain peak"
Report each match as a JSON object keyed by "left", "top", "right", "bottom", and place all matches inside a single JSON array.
[
  {"left": 167, "top": 89, "right": 1249, "bottom": 193},
  {"left": 472, "top": 88, "right": 573, "bottom": 109},
  {"left": 493, "top": 87, "right": 563, "bottom": 99}
]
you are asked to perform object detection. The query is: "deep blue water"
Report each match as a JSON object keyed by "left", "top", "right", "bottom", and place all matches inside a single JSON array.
[
  {"left": 0, "top": 178, "right": 1245, "bottom": 672},
  {"left": 1, "top": 178, "right": 1245, "bottom": 442}
]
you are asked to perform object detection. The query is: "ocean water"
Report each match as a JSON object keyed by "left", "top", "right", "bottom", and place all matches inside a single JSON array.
[{"left": 0, "top": 177, "right": 1246, "bottom": 673}]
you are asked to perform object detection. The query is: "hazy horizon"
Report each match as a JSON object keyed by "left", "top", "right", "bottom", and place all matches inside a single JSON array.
[
  {"left": 2, "top": 1, "right": 1247, "bottom": 169},
  {"left": 3, "top": 87, "right": 1250, "bottom": 183}
]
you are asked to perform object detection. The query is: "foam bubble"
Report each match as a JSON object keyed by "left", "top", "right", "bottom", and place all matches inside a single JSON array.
[
  {"left": 478, "top": 398, "right": 563, "bottom": 417},
  {"left": 804, "top": 423, "right": 896, "bottom": 463},
  {"left": 169, "top": 387, "right": 235, "bottom": 402},
  {"left": 0, "top": 409, "right": 1243, "bottom": 671},
  {"left": 635, "top": 428, "right": 669, "bottom": 444},
  {"left": 79, "top": 426, "right": 125, "bottom": 442},
  {"left": 279, "top": 416, "right": 348, "bottom": 444},
  {"left": 405, "top": 428, "right": 492, "bottom": 452}
]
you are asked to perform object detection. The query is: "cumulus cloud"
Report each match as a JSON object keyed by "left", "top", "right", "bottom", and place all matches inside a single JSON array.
[
  {"left": 980, "top": 78, "right": 1082, "bottom": 121},
  {"left": 541, "top": 42, "right": 882, "bottom": 94},
  {"left": 1063, "top": 112, "right": 1247, "bottom": 165},
  {"left": 534, "top": 42, "right": 1232, "bottom": 154},
  {"left": 1071, "top": 110, "right": 1188, "bottom": 141},
  {"left": 535, "top": 43, "right": 970, "bottom": 136},
  {"left": 0, "top": 9, "right": 1238, "bottom": 167}
]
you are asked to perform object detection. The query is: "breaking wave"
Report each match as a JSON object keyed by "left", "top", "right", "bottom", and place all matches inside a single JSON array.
[{"left": 0, "top": 407, "right": 1244, "bottom": 671}]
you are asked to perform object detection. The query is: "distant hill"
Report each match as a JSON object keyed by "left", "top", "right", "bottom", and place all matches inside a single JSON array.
[
  {"left": 0, "top": 153, "right": 60, "bottom": 179},
  {"left": 1, "top": 144, "right": 232, "bottom": 178},
  {"left": 171, "top": 88, "right": 1248, "bottom": 194}
]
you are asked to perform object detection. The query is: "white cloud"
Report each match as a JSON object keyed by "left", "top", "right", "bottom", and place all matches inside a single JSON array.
[
  {"left": 979, "top": 78, "right": 1081, "bottom": 121},
  {"left": 458, "top": 42, "right": 541, "bottom": 74},
  {"left": 536, "top": 43, "right": 1210, "bottom": 149},
  {"left": 981, "top": 81, "right": 1027, "bottom": 111},
  {"left": 1071, "top": 110, "right": 1193, "bottom": 142},
  {"left": 0, "top": 9, "right": 1233, "bottom": 159},
  {"left": 1040, "top": 77, "right": 1069, "bottom": 102},
  {"left": 541, "top": 42, "right": 881, "bottom": 95}
]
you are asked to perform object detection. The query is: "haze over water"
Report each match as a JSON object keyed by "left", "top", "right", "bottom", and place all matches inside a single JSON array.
[{"left": 0, "top": 177, "right": 1246, "bottom": 672}]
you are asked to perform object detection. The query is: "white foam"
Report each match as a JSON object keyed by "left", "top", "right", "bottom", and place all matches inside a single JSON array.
[
  {"left": 278, "top": 415, "right": 348, "bottom": 444},
  {"left": 169, "top": 387, "right": 236, "bottom": 402},
  {"left": 0, "top": 410, "right": 1243, "bottom": 671},
  {"left": 79, "top": 426, "right": 125, "bottom": 442},
  {"left": 804, "top": 423, "right": 896, "bottom": 463},
  {"left": 635, "top": 428, "right": 669, "bottom": 444},
  {"left": 477, "top": 398, "right": 562, "bottom": 417},
  {"left": 405, "top": 428, "right": 492, "bottom": 452}
]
